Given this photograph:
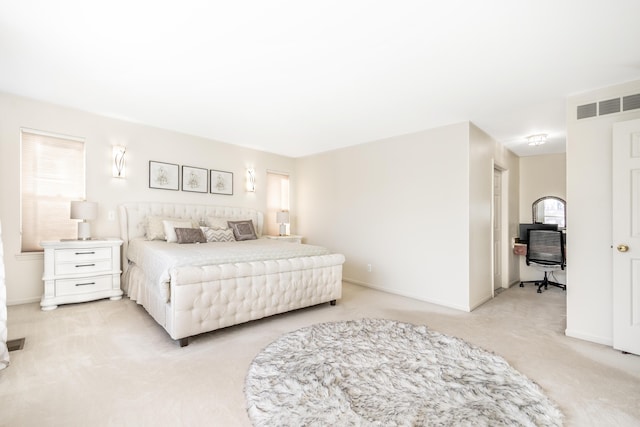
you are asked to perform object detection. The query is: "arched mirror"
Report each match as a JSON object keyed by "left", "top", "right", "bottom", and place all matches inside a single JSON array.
[{"left": 532, "top": 196, "right": 566, "bottom": 228}]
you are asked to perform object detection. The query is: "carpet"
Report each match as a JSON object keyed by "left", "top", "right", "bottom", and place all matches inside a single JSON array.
[{"left": 245, "top": 318, "right": 563, "bottom": 426}]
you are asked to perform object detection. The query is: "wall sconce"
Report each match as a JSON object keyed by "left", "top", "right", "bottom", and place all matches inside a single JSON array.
[
  {"left": 70, "top": 200, "right": 98, "bottom": 240},
  {"left": 527, "top": 134, "right": 547, "bottom": 146},
  {"left": 113, "top": 145, "right": 126, "bottom": 178},
  {"left": 276, "top": 210, "right": 290, "bottom": 236},
  {"left": 246, "top": 168, "right": 256, "bottom": 192}
]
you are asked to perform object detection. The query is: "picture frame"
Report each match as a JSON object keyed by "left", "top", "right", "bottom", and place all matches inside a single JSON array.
[
  {"left": 149, "top": 161, "right": 179, "bottom": 191},
  {"left": 210, "top": 170, "right": 233, "bottom": 195},
  {"left": 181, "top": 165, "right": 208, "bottom": 193}
]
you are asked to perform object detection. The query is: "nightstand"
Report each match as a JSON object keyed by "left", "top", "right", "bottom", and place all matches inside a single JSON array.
[
  {"left": 40, "top": 238, "right": 124, "bottom": 311},
  {"left": 264, "top": 235, "right": 303, "bottom": 244}
]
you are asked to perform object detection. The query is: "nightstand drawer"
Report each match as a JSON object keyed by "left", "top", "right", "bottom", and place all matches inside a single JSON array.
[
  {"left": 55, "top": 247, "right": 112, "bottom": 263},
  {"left": 55, "top": 275, "right": 112, "bottom": 296},
  {"left": 55, "top": 259, "right": 113, "bottom": 275}
]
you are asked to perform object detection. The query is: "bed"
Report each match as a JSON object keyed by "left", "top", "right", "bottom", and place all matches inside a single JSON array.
[{"left": 119, "top": 202, "right": 345, "bottom": 346}]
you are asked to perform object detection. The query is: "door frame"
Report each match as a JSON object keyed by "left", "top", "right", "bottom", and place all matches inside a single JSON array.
[{"left": 492, "top": 163, "right": 509, "bottom": 295}]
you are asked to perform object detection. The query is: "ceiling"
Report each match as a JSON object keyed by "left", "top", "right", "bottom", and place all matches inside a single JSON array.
[{"left": 1, "top": 1, "right": 639, "bottom": 158}]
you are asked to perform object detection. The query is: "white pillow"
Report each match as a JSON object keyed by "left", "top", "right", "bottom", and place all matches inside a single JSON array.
[
  {"left": 163, "top": 220, "right": 194, "bottom": 243},
  {"left": 206, "top": 216, "right": 233, "bottom": 230},
  {"left": 146, "top": 216, "right": 199, "bottom": 240}
]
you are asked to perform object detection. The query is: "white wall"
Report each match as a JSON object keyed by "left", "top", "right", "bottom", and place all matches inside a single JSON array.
[
  {"left": 519, "top": 153, "right": 566, "bottom": 222},
  {"left": 518, "top": 153, "right": 566, "bottom": 282},
  {"left": 0, "top": 92, "right": 296, "bottom": 304},
  {"left": 296, "top": 121, "right": 512, "bottom": 311},
  {"left": 566, "top": 79, "right": 640, "bottom": 345},
  {"left": 297, "top": 123, "right": 471, "bottom": 310},
  {"left": 468, "top": 124, "right": 495, "bottom": 308}
]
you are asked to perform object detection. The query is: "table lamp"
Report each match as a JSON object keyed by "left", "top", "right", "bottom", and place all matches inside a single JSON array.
[
  {"left": 70, "top": 201, "right": 98, "bottom": 240},
  {"left": 276, "top": 211, "right": 290, "bottom": 236}
]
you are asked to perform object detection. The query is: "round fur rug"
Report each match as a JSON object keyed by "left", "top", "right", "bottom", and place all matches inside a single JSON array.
[{"left": 245, "top": 318, "right": 563, "bottom": 426}]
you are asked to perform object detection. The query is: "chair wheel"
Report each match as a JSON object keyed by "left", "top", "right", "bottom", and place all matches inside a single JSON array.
[
  {"left": 519, "top": 282, "right": 524, "bottom": 287},
  {"left": 537, "top": 289, "right": 542, "bottom": 293}
]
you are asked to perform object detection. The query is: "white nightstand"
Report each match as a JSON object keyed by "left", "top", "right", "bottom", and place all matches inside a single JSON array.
[
  {"left": 264, "top": 235, "right": 303, "bottom": 244},
  {"left": 40, "top": 238, "right": 124, "bottom": 311}
]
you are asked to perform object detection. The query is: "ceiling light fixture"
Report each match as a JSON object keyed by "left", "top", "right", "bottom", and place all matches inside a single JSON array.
[{"left": 527, "top": 134, "right": 548, "bottom": 146}]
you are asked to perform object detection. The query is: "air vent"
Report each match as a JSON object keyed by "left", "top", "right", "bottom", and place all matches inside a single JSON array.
[
  {"left": 7, "top": 337, "right": 25, "bottom": 352},
  {"left": 599, "top": 98, "right": 621, "bottom": 115},
  {"left": 577, "top": 92, "right": 640, "bottom": 119},
  {"left": 623, "top": 93, "right": 640, "bottom": 112},
  {"left": 577, "top": 103, "right": 597, "bottom": 119}
]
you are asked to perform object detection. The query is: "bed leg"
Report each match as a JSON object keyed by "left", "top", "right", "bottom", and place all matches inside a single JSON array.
[
  {"left": 178, "top": 337, "right": 189, "bottom": 347},
  {"left": 330, "top": 300, "right": 336, "bottom": 306}
]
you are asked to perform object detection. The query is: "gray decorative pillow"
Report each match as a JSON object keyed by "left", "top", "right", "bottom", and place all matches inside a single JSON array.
[
  {"left": 227, "top": 220, "right": 257, "bottom": 241},
  {"left": 174, "top": 227, "right": 206, "bottom": 244},
  {"left": 163, "top": 220, "right": 194, "bottom": 243},
  {"left": 200, "top": 226, "right": 235, "bottom": 242}
]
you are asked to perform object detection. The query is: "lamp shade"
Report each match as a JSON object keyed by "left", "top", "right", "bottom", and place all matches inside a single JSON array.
[
  {"left": 276, "top": 211, "right": 290, "bottom": 224},
  {"left": 70, "top": 201, "right": 98, "bottom": 221}
]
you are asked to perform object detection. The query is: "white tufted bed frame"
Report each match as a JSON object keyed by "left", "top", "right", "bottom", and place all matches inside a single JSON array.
[{"left": 119, "top": 202, "right": 344, "bottom": 346}]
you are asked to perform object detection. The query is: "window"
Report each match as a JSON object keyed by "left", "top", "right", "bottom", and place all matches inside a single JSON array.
[
  {"left": 266, "top": 171, "right": 290, "bottom": 236},
  {"left": 21, "top": 129, "right": 86, "bottom": 252},
  {"left": 532, "top": 196, "right": 565, "bottom": 228}
]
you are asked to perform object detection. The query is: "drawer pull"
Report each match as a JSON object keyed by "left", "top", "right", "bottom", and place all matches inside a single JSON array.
[
  {"left": 75, "top": 263, "right": 96, "bottom": 268},
  {"left": 75, "top": 282, "right": 95, "bottom": 287},
  {"left": 75, "top": 251, "right": 95, "bottom": 255}
]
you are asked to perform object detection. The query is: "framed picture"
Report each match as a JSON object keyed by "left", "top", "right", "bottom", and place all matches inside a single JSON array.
[
  {"left": 182, "top": 166, "right": 208, "bottom": 193},
  {"left": 210, "top": 170, "right": 233, "bottom": 195},
  {"left": 149, "top": 161, "right": 179, "bottom": 191}
]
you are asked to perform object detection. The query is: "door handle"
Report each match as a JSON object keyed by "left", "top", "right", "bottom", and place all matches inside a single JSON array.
[{"left": 617, "top": 244, "right": 629, "bottom": 252}]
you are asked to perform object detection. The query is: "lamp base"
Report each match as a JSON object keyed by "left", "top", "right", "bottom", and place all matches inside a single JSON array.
[{"left": 77, "top": 222, "right": 91, "bottom": 240}]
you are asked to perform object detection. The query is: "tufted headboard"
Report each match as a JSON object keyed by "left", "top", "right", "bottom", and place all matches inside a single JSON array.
[{"left": 118, "top": 202, "right": 264, "bottom": 271}]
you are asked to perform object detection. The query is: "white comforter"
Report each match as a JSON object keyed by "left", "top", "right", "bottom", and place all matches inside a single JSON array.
[{"left": 126, "top": 237, "right": 331, "bottom": 301}]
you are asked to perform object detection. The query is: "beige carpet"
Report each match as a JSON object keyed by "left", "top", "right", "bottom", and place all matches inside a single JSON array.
[{"left": 1, "top": 282, "right": 639, "bottom": 426}]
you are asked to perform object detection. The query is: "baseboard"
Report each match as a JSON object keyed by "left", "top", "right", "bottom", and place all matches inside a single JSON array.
[
  {"left": 565, "top": 329, "right": 613, "bottom": 347},
  {"left": 7, "top": 296, "right": 41, "bottom": 306},
  {"left": 342, "top": 277, "right": 471, "bottom": 312}
]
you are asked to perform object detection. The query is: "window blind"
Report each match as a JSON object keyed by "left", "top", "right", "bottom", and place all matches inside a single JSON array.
[{"left": 21, "top": 130, "right": 85, "bottom": 252}]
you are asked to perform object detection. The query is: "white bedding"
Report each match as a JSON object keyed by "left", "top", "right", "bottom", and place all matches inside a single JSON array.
[
  {"left": 126, "top": 237, "right": 331, "bottom": 302},
  {"left": 119, "top": 202, "right": 344, "bottom": 344}
]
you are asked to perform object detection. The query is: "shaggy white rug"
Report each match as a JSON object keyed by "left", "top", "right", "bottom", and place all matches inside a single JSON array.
[{"left": 245, "top": 318, "right": 563, "bottom": 426}]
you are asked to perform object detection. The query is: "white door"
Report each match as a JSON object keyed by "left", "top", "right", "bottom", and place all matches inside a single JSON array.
[
  {"left": 493, "top": 169, "right": 502, "bottom": 291},
  {"left": 612, "top": 118, "right": 640, "bottom": 355}
]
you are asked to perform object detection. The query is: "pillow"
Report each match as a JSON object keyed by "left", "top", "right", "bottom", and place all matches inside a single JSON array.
[
  {"left": 175, "top": 228, "right": 206, "bottom": 244},
  {"left": 206, "top": 216, "right": 232, "bottom": 230},
  {"left": 146, "top": 216, "right": 198, "bottom": 240},
  {"left": 163, "top": 220, "right": 194, "bottom": 243},
  {"left": 227, "top": 220, "right": 257, "bottom": 241},
  {"left": 200, "top": 226, "right": 235, "bottom": 243},
  {"left": 146, "top": 216, "right": 170, "bottom": 240}
]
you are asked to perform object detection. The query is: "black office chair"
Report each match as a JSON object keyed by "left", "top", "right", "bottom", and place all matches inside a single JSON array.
[{"left": 519, "top": 229, "right": 566, "bottom": 293}]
